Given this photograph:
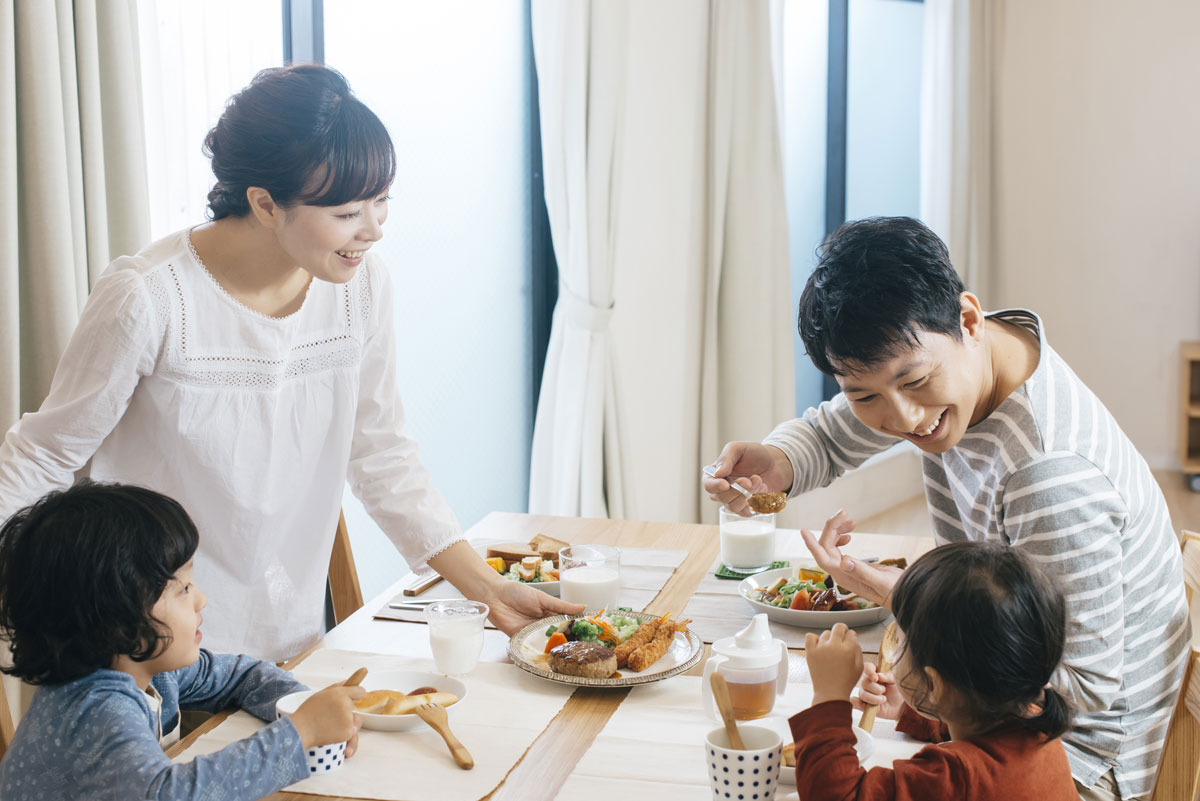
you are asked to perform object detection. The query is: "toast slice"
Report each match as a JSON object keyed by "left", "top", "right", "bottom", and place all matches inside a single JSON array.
[
  {"left": 528, "top": 533, "right": 571, "bottom": 562},
  {"left": 485, "top": 542, "right": 541, "bottom": 564}
]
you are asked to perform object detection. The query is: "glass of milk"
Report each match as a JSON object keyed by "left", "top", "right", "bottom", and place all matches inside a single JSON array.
[
  {"left": 558, "top": 544, "right": 621, "bottom": 610},
  {"left": 719, "top": 507, "right": 777, "bottom": 572},
  {"left": 425, "top": 600, "right": 489, "bottom": 676}
]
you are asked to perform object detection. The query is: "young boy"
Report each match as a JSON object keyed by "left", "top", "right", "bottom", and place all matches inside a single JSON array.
[
  {"left": 703, "top": 217, "right": 1189, "bottom": 801},
  {"left": 0, "top": 482, "right": 365, "bottom": 800}
]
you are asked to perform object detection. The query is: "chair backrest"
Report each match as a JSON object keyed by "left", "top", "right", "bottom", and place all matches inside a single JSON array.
[
  {"left": 328, "top": 509, "right": 365, "bottom": 625},
  {"left": 1151, "top": 529, "right": 1200, "bottom": 801}
]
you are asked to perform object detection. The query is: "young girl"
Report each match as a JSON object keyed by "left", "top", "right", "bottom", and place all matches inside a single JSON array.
[
  {"left": 0, "top": 64, "right": 579, "bottom": 661},
  {"left": 0, "top": 482, "right": 365, "bottom": 800},
  {"left": 792, "top": 540, "right": 1078, "bottom": 800}
]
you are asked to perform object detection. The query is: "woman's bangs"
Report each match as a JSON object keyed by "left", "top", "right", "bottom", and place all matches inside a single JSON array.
[{"left": 300, "top": 104, "right": 396, "bottom": 207}]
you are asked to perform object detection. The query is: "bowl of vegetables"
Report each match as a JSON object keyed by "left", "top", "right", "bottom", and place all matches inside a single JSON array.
[{"left": 738, "top": 566, "right": 890, "bottom": 628}]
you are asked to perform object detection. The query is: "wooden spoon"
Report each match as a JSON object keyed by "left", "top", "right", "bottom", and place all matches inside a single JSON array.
[
  {"left": 415, "top": 702, "right": 474, "bottom": 769},
  {"left": 343, "top": 667, "right": 368, "bottom": 687},
  {"left": 710, "top": 672, "right": 746, "bottom": 750},
  {"left": 858, "top": 621, "right": 899, "bottom": 733}
]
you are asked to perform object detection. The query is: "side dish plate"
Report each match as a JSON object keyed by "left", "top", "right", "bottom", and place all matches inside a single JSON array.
[{"left": 738, "top": 567, "right": 890, "bottom": 628}]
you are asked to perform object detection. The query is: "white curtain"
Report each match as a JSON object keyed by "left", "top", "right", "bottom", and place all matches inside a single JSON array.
[
  {"left": 920, "top": 0, "right": 999, "bottom": 297},
  {"left": 0, "top": 0, "right": 148, "bottom": 733},
  {"left": 529, "top": 0, "right": 794, "bottom": 523}
]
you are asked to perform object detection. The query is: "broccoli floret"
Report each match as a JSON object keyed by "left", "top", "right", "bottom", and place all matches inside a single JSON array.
[{"left": 571, "top": 619, "right": 602, "bottom": 642}]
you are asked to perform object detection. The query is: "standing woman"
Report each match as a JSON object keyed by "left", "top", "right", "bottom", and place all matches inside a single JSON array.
[{"left": 0, "top": 65, "right": 579, "bottom": 661}]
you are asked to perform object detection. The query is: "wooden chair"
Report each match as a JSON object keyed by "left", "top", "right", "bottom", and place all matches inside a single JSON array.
[
  {"left": 0, "top": 510, "right": 365, "bottom": 761},
  {"left": 1151, "top": 529, "right": 1200, "bottom": 801}
]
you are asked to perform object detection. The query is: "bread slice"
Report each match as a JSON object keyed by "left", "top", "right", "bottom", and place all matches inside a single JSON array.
[
  {"left": 383, "top": 691, "right": 459, "bottom": 715},
  {"left": 485, "top": 542, "right": 541, "bottom": 563},
  {"left": 528, "top": 533, "right": 571, "bottom": 562},
  {"left": 354, "top": 689, "right": 405, "bottom": 714}
]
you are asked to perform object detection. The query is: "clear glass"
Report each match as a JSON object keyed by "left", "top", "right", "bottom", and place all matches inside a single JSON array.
[
  {"left": 425, "top": 600, "right": 489, "bottom": 676},
  {"left": 558, "top": 545, "right": 622, "bottom": 611},
  {"left": 719, "top": 508, "right": 777, "bottom": 572}
]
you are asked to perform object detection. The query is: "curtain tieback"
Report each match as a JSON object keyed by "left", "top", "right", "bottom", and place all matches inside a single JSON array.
[{"left": 559, "top": 281, "right": 614, "bottom": 332}]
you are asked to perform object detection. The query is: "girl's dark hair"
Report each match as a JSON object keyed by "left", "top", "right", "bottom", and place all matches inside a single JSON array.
[
  {"left": 203, "top": 63, "right": 396, "bottom": 220},
  {"left": 0, "top": 482, "right": 199, "bottom": 685},
  {"left": 798, "top": 216, "right": 966, "bottom": 376},
  {"left": 890, "top": 541, "right": 1071, "bottom": 740}
]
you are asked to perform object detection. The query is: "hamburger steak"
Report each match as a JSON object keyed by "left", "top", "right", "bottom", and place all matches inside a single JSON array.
[{"left": 548, "top": 641, "right": 618, "bottom": 678}]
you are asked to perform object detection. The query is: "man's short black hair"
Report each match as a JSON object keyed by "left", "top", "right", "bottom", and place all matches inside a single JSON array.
[
  {"left": 798, "top": 216, "right": 966, "bottom": 376},
  {"left": 0, "top": 482, "right": 199, "bottom": 685}
]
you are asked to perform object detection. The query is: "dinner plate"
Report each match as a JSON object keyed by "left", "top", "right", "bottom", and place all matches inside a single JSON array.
[
  {"left": 778, "top": 725, "right": 874, "bottom": 785},
  {"left": 474, "top": 542, "right": 560, "bottom": 597},
  {"left": 276, "top": 670, "right": 467, "bottom": 732},
  {"left": 738, "top": 567, "right": 890, "bottom": 628},
  {"left": 508, "top": 611, "right": 704, "bottom": 688}
]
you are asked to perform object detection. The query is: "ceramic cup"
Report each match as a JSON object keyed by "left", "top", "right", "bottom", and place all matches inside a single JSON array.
[
  {"left": 704, "top": 724, "right": 782, "bottom": 801},
  {"left": 275, "top": 700, "right": 347, "bottom": 776}
]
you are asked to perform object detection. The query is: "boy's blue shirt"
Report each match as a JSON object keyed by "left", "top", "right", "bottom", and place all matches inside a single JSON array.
[{"left": 0, "top": 649, "right": 311, "bottom": 800}]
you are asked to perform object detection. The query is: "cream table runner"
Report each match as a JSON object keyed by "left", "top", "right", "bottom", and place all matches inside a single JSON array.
[
  {"left": 173, "top": 648, "right": 573, "bottom": 801},
  {"left": 557, "top": 653, "right": 923, "bottom": 801},
  {"left": 681, "top": 529, "right": 893, "bottom": 652}
]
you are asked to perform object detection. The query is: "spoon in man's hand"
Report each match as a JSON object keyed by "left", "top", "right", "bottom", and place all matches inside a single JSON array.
[{"left": 702, "top": 465, "right": 787, "bottom": 514}]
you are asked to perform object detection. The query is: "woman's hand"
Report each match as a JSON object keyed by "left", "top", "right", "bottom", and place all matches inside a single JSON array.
[
  {"left": 850, "top": 661, "right": 905, "bottom": 721},
  {"left": 805, "top": 623, "right": 864, "bottom": 706},
  {"left": 703, "top": 442, "right": 793, "bottom": 515},
  {"left": 290, "top": 683, "right": 365, "bottom": 755},
  {"left": 800, "top": 510, "right": 903, "bottom": 608},
  {"left": 487, "top": 579, "right": 585, "bottom": 636}
]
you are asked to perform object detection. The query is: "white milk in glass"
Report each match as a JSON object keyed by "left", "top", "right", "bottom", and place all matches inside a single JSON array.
[
  {"left": 720, "top": 515, "right": 776, "bottom": 570},
  {"left": 560, "top": 565, "right": 620, "bottom": 609},
  {"left": 429, "top": 617, "right": 485, "bottom": 675}
]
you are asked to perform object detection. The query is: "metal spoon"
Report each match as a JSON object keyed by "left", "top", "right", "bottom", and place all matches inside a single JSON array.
[
  {"left": 702, "top": 464, "right": 754, "bottom": 501},
  {"left": 858, "top": 621, "right": 899, "bottom": 733},
  {"left": 702, "top": 465, "right": 786, "bottom": 513}
]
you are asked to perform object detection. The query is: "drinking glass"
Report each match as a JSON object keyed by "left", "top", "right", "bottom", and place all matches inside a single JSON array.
[
  {"left": 719, "top": 507, "right": 777, "bottom": 572},
  {"left": 558, "top": 544, "right": 621, "bottom": 610},
  {"left": 425, "top": 600, "right": 489, "bottom": 676}
]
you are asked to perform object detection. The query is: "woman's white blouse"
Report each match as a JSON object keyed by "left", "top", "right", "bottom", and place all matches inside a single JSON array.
[{"left": 0, "top": 230, "right": 462, "bottom": 660}]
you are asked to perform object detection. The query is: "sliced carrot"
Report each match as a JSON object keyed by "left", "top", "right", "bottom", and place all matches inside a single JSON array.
[{"left": 544, "top": 632, "right": 568, "bottom": 653}]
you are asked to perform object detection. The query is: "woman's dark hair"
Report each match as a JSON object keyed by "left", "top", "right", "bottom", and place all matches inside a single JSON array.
[
  {"left": 798, "top": 216, "right": 966, "bottom": 376},
  {"left": 203, "top": 63, "right": 396, "bottom": 220},
  {"left": 0, "top": 482, "right": 199, "bottom": 685},
  {"left": 890, "top": 541, "right": 1071, "bottom": 740}
]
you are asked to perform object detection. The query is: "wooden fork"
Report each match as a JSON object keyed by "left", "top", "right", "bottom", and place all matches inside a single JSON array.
[{"left": 414, "top": 703, "right": 474, "bottom": 769}]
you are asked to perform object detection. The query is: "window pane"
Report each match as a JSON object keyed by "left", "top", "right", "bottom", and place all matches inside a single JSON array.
[{"left": 325, "top": 1, "right": 533, "bottom": 592}]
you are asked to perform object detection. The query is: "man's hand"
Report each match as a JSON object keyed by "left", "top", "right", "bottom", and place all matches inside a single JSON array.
[
  {"left": 703, "top": 442, "right": 794, "bottom": 516},
  {"left": 800, "top": 510, "right": 903, "bottom": 608},
  {"left": 805, "top": 623, "right": 864, "bottom": 705}
]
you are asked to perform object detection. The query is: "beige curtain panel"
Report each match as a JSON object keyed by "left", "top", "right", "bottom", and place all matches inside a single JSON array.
[
  {"left": 0, "top": 0, "right": 148, "bottom": 733},
  {"left": 0, "top": 0, "right": 148, "bottom": 428}
]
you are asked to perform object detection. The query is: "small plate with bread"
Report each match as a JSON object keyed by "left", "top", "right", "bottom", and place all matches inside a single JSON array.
[
  {"left": 276, "top": 670, "right": 467, "bottom": 732},
  {"left": 478, "top": 533, "right": 572, "bottom": 596}
]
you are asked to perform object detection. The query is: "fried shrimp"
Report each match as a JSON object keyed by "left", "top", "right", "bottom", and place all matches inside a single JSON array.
[
  {"left": 626, "top": 619, "right": 691, "bottom": 672},
  {"left": 613, "top": 619, "right": 660, "bottom": 668}
]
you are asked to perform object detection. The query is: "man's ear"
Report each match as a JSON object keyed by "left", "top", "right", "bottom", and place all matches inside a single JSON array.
[
  {"left": 959, "top": 291, "right": 986, "bottom": 341},
  {"left": 246, "top": 187, "right": 283, "bottom": 229}
]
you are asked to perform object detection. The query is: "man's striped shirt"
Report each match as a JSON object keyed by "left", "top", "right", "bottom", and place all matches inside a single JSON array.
[{"left": 765, "top": 309, "right": 1189, "bottom": 798}]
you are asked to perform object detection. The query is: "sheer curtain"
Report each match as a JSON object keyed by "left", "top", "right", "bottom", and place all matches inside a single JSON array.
[
  {"left": 529, "top": 0, "right": 794, "bottom": 523},
  {"left": 920, "top": 0, "right": 999, "bottom": 296},
  {"left": 0, "top": 0, "right": 148, "bottom": 732}
]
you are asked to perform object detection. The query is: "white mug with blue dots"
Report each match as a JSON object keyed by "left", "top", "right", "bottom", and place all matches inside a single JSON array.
[{"left": 705, "top": 724, "right": 782, "bottom": 801}]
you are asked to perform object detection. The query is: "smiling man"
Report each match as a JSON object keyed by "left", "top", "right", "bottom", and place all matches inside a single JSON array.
[{"left": 703, "top": 217, "right": 1189, "bottom": 801}]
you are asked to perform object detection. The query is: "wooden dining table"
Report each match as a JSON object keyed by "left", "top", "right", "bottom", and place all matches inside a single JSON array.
[{"left": 167, "top": 511, "right": 935, "bottom": 801}]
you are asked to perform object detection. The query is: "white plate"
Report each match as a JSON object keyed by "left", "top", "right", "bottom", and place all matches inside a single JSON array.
[
  {"left": 475, "top": 542, "right": 560, "bottom": 597},
  {"left": 276, "top": 670, "right": 467, "bottom": 732},
  {"left": 738, "top": 567, "right": 890, "bottom": 628},
  {"left": 779, "top": 725, "right": 875, "bottom": 785},
  {"left": 508, "top": 611, "right": 704, "bottom": 687}
]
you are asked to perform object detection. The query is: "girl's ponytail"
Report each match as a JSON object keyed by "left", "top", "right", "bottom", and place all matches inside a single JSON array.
[{"left": 1022, "top": 686, "right": 1071, "bottom": 740}]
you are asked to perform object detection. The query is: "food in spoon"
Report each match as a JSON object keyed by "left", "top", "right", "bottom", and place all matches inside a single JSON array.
[
  {"left": 355, "top": 688, "right": 458, "bottom": 714},
  {"left": 626, "top": 619, "right": 691, "bottom": 672},
  {"left": 747, "top": 492, "right": 787, "bottom": 514},
  {"left": 547, "top": 641, "right": 618, "bottom": 678}
]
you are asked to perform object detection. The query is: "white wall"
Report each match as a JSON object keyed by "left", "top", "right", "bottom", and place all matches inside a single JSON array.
[{"left": 991, "top": 0, "right": 1200, "bottom": 469}]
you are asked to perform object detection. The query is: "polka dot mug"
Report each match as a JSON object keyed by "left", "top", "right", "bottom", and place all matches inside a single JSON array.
[{"left": 704, "top": 724, "right": 782, "bottom": 801}]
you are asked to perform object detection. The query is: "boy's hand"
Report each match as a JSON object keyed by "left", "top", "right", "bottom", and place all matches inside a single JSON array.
[
  {"left": 800, "top": 510, "right": 903, "bottom": 608},
  {"left": 290, "top": 683, "right": 365, "bottom": 752},
  {"left": 805, "top": 623, "right": 864, "bottom": 706},
  {"left": 849, "top": 661, "right": 905, "bottom": 721},
  {"left": 703, "top": 443, "right": 794, "bottom": 515}
]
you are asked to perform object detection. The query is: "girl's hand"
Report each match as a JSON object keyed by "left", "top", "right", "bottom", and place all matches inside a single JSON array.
[
  {"left": 800, "top": 510, "right": 903, "bottom": 608},
  {"left": 849, "top": 661, "right": 905, "bottom": 721},
  {"left": 488, "top": 579, "right": 585, "bottom": 637},
  {"left": 290, "top": 683, "right": 365, "bottom": 752},
  {"left": 805, "top": 623, "right": 864, "bottom": 705}
]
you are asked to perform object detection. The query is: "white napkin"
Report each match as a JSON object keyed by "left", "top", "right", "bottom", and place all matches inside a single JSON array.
[
  {"left": 173, "top": 648, "right": 573, "bottom": 801},
  {"left": 682, "top": 529, "right": 892, "bottom": 652},
  {"left": 558, "top": 653, "right": 924, "bottom": 801}
]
